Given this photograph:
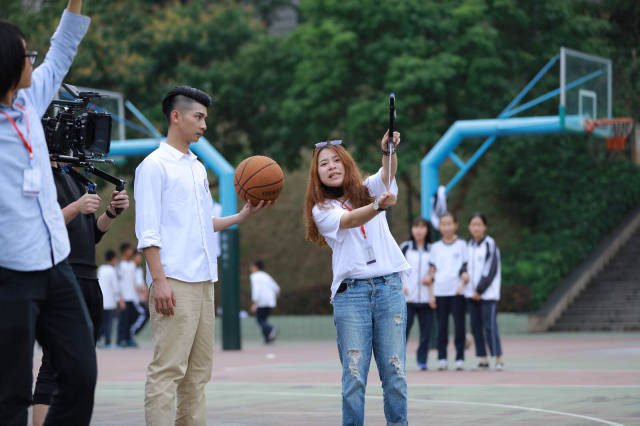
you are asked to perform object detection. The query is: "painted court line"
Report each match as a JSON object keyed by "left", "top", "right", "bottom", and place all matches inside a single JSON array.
[
  {"left": 217, "top": 390, "right": 624, "bottom": 426},
  {"left": 205, "top": 381, "right": 640, "bottom": 389},
  {"left": 405, "top": 383, "right": 640, "bottom": 389}
]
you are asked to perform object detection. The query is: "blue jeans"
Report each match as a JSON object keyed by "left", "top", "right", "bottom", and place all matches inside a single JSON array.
[{"left": 333, "top": 272, "right": 408, "bottom": 426}]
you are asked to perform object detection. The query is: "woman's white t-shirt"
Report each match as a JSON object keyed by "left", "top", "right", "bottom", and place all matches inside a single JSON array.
[
  {"left": 429, "top": 237, "right": 468, "bottom": 296},
  {"left": 312, "top": 169, "right": 411, "bottom": 301}
]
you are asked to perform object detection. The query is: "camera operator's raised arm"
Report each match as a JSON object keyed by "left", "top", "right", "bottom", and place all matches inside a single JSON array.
[
  {"left": 25, "top": 1, "right": 90, "bottom": 117},
  {"left": 67, "top": 0, "right": 83, "bottom": 15}
]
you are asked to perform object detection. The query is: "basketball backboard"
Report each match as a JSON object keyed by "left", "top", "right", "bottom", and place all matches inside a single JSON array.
[{"left": 560, "top": 47, "right": 612, "bottom": 137}]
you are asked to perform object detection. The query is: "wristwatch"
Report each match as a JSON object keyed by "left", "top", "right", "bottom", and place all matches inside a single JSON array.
[{"left": 373, "top": 199, "right": 385, "bottom": 211}]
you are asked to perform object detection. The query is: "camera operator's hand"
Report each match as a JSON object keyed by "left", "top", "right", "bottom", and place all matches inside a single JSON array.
[
  {"left": 107, "top": 189, "right": 129, "bottom": 216},
  {"left": 75, "top": 193, "right": 101, "bottom": 215}
]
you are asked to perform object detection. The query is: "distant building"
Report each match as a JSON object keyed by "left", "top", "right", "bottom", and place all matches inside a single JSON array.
[
  {"left": 22, "top": 0, "right": 42, "bottom": 11},
  {"left": 267, "top": 0, "right": 299, "bottom": 36}
]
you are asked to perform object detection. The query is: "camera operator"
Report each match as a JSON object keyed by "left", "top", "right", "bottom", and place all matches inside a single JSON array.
[
  {"left": 32, "top": 160, "right": 129, "bottom": 426},
  {"left": 0, "top": 1, "right": 97, "bottom": 425}
]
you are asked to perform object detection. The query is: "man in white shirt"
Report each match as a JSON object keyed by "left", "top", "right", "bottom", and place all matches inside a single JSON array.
[
  {"left": 97, "top": 250, "right": 123, "bottom": 348},
  {"left": 116, "top": 242, "right": 140, "bottom": 347},
  {"left": 135, "top": 86, "right": 270, "bottom": 426},
  {"left": 250, "top": 260, "right": 280, "bottom": 343}
]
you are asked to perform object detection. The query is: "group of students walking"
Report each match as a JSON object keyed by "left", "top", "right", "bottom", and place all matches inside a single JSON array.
[
  {"left": 96, "top": 242, "right": 149, "bottom": 348},
  {"left": 400, "top": 213, "right": 504, "bottom": 372}
]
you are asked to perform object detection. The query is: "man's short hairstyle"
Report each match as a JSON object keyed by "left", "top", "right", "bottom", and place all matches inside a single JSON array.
[
  {"left": 105, "top": 250, "right": 117, "bottom": 262},
  {"left": 0, "top": 20, "right": 26, "bottom": 102},
  {"left": 161, "top": 86, "right": 212, "bottom": 125},
  {"left": 253, "top": 260, "right": 265, "bottom": 270},
  {"left": 120, "top": 242, "right": 132, "bottom": 254}
]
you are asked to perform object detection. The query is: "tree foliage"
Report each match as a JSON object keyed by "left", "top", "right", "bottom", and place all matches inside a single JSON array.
[{"left": 3, "top": 0, "right": 640, "bottom": 311}]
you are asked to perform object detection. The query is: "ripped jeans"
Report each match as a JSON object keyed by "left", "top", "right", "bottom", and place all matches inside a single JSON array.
[{"left": 333, "top": 272, "right": 408, "bottom": 426}]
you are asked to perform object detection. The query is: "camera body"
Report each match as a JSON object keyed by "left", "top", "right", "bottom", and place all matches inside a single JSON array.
[{"left": 42, "top": 85, "right": 112, "bottom": 159}]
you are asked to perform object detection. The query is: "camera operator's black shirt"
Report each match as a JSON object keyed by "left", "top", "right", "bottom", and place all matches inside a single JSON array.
[{"left": 52, "top": 166, "right": 105, "bottom": 279}]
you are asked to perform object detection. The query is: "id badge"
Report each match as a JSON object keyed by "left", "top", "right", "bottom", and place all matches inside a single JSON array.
[
  {"left": 23, "top": 167, "right": 41, "bottom": 196},
  {"left": 364, "top": 243, "right": 376, "bottom": 265}
]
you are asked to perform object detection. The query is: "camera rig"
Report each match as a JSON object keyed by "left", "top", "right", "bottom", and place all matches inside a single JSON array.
[{"left": 45, "top": 84, "right": 127, "bottom": 213}]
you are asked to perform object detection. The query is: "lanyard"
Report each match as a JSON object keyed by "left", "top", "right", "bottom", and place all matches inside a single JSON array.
[
  {"left": 340, "top": 201, "right": 367, "bottom": 239},
  {"left": 0, "top": 103, "right": 32, "bottom": 162}
]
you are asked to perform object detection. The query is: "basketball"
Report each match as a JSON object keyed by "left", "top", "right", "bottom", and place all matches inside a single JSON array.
[{"left": 234, "top": 156, "right": 284, "bottom": 206}]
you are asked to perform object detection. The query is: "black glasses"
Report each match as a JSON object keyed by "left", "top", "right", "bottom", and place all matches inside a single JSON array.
[
  {"left": 314, "top": 139, "right": 342, "bottom": 149},
  {"left": 24, "top": 51, "right": 38, "bottom": 65}
]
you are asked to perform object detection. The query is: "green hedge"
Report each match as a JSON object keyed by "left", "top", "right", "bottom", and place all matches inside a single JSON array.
[{"left": 489, "top": 135, "right": 640, "bottom": 310}]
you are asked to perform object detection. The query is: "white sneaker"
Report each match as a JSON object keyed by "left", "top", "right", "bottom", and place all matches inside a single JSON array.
[
  {"left": 455, "top": 360, "right": 464, "bottom": 371},
  {"left": 437, "top": 359, "right": 448, "bottom": 371}
]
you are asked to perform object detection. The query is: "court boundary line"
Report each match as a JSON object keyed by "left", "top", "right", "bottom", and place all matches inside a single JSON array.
[
  {"left": 216, "top": 390, "right": 624, "bottom": 426},
  {"left": 208, "top": 382, "right": 640, "bottom": 389},
  {"left": 97, "top": 381, "right": 640, "bottom": 389}
]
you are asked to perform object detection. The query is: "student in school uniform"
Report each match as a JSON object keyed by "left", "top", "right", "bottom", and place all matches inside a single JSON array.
[
  {"left": 250, "top": 260, "right": 281, "bottom": 344},
  {"left": 116, "top": 242, "right": 139, "bottom": 347},
  {"left": 466, "top": 213, "right": 504, "bottom": 370},
  {"left": 399, "top": 217, "right": 433, "bottom": 371},
  {"left": 97, "top": 250, "right": 124, "bottom": 348},
  {"left": 426, "top": 212, "right": 469, "bottom": 371}
]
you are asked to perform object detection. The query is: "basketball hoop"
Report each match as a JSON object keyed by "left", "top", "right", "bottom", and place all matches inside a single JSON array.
[{"left": 584, "top": 118, "right": 635, "bottom": 150}]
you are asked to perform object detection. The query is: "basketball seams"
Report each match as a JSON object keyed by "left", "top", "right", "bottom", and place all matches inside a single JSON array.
[
  {"left": 234, "top": 158, "right": 252, "bottom": 202},
  {"left": 235, "top": 157, "right": 251, "bottom": 185},
  {"left": 240, "top": 162, "right": 277, "bottom": 188},
  {"left": 239, "top": 161, "right": 278, "bottom": 201},
  {"left": 234, "top": 156, "right": 284, "bottom": 205},
  {"left": 244, "top": 178, "right": 284, "bottom": 192},
  {"left": 244, "top": 192, "right": 262, "bottom": 204}
]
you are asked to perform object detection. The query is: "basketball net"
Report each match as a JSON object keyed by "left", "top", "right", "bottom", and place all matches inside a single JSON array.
[{"left": 585, "top": 118, "right": 634, "bottom": 150}]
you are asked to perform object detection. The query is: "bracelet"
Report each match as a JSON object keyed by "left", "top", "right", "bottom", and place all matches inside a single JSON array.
[
  {"left": 105, "top": 209, "right": 117, "bottom": 219},
  {"left": 381, "top": 148, "right": 396, "bottom": 156}
]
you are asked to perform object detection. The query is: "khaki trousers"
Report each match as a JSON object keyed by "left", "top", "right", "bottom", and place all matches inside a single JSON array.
[{"left": 144, "top": 278, "right": 215, "bottom": 426}]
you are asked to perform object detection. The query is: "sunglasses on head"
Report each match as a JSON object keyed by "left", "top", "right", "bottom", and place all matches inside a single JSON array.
[
  {"left": 314, "top": 139, "right": 342, "bottom": 149},
  {"left": 24, "top": 50, "right": 38, "bottom": 65}
]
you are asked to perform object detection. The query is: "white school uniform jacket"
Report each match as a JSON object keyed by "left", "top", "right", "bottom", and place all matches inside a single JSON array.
[
  {"left": 98, "top": 264, "right": 119, "bottom": 310},
  {"left": 467, "top": 235, "right": 501, "bottom": 301},
  {"left": 399, "top": 241, "right": 431, "bottom": 303},
  {"left": 117, "top": 259, "right": 139, "bottom": 302},
  {"left": 251, "top": 270, "right": 280, "bottom": 308},
  {"left": 429, "top": 237, "right": 468, "bottom": 297}
]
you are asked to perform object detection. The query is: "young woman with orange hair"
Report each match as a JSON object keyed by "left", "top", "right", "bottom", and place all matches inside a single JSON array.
[{"left": 304, "top": 132, "right": 410, "bottom": 426}]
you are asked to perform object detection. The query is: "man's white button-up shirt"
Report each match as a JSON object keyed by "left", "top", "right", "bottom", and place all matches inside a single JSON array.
[{"left": 134, "top": 142, "right": 218, "bottom": 286}]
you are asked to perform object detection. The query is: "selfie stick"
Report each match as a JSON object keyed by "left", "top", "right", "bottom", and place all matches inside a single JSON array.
[{"left": 388, "top": 93, "right": 395, "bottom": 188}]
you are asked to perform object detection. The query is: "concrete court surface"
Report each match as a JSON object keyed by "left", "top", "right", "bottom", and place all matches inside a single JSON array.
[{"left": 33, "top": 333, "right": 640, "bottom": 425}]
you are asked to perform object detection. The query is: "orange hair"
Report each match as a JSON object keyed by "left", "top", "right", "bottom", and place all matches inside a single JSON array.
[{"left": 304, "top": 145, "right": 374, "bottom": 246}]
